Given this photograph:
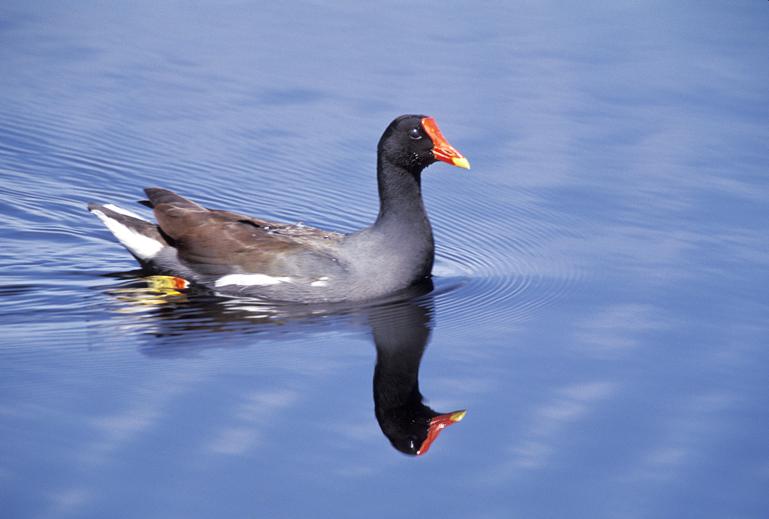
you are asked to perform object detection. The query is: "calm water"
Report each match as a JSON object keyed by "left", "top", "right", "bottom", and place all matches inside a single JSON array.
[{"left": 2, "top": 2, "right": 769, "bottom": 518}]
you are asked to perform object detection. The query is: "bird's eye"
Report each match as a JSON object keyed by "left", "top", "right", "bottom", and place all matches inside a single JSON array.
[{"left": 408, "top": 128, "right": 422, "bottom": 140}]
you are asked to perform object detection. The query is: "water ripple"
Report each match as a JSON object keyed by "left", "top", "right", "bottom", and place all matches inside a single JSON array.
[{"left": 428, "top": 185, "right": 582, "bottom": 329}]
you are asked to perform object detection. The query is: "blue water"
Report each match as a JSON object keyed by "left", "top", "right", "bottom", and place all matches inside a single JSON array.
[{"left": 2, "top": 1, "right": 769, "bottom": 518}]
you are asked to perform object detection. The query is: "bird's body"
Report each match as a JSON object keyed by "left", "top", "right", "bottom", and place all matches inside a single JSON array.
[{"left": 88, "top": 115, "right": 469, "bottom": 303}]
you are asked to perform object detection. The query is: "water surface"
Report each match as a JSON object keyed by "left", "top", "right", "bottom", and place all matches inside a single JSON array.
[{"left": 1, "top": 2, "right": 768, "bottom": 518}]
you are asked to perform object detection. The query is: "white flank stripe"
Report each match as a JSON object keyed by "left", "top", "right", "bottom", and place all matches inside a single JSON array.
[
  {"left": 104, "top": 204, "right": 146, "bottom": 220},
  {"left": 92, "top": 210, "right": 163, "bottom": 260},
  {"left": 215, "top": 274, "right": 293, "bottom": 287},
  {"left": 310, "top": 280, "right": 328, "bottom": 287},
  {"left": 310, "top": 276, "right": 330, "bottom": 287}
]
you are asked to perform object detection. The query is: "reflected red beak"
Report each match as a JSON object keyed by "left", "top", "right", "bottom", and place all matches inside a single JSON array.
[
  {"left": 421, "top": 117, "right": 471, "bottom": 170},
  {"left": 416, "top": 410, "right": 467, "bottom": 456}
]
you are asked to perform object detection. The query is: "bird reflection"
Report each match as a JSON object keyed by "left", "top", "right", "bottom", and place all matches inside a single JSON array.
[
  {"left": 368, "top": 297, "right": 465, "bottom": 455},
  {"left": 104, "top": 274, "right": 466, "bottom": 455}
]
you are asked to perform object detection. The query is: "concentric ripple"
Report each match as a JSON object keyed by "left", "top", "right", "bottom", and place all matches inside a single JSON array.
[{"left": 426, "top": 184, "right": 583, "bottom": 330}]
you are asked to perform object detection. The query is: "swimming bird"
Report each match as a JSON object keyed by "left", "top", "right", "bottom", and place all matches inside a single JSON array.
[{"left": 88, "top": 115, "right": 470, "bottom": 302}]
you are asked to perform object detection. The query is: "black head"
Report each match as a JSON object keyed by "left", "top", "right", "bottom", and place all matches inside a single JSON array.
[
  {"left": 376, "top": 403, "right": 467, "bottom": 456},
  {"left": 378, "top": 114, "right": 470, "bottom": 172},
  {"left": 377, "top": 404, "right": 434, "bottom": 455}
]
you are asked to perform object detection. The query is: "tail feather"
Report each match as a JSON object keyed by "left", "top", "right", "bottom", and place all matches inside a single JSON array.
[
  {"left": 144, "top": 188, "right": 206, "bottom": 211},
  {"left": 88, "top": 203, "right": 169, "bottom": 262}
]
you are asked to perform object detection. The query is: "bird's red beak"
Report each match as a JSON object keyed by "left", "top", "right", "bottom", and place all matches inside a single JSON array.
[
  {"left": 421, "top": 117, "right": 471, "bottom": 170},
  {"left": 416, "top": 410, "right": 467, "bottom": 456}
]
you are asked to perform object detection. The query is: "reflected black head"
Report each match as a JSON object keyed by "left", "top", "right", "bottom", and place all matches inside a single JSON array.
[
  {"left": 378, "top": 114, "right": 437, "bottom": 171},
  {"left": 377, "top": 403, "right": 436, "bottom": 455}
]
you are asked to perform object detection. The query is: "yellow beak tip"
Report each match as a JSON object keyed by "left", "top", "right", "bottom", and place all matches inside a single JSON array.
[
  {"left": 450, "top": 410, "right": 467, "bottom": 422},
  {"left": 451, "top": 157, "right": 471, "bottom": 170}
]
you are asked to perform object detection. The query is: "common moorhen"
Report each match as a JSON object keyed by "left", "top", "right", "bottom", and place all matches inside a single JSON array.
[{"left": 88, "top": 115, "right": 470, "bottom": 302}]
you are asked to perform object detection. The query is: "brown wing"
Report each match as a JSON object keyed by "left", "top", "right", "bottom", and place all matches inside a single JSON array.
[{"left": 144, "top": 188, "right": 344, "bottom": 276}]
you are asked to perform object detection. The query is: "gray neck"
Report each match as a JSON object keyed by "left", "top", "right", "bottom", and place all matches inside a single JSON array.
[
  {"left": 364, "top": 157, "right": 434, "bottom": 279},
  {"left": 374, "top": 157, "right": 431, "bottom": 236}
]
